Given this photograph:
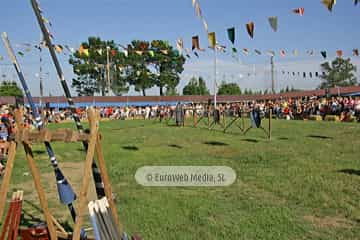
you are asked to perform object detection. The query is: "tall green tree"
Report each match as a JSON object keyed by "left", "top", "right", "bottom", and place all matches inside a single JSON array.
[
  {"left": 69, "top": 36, "right": 129, "bottom": 96},
  {"left": 149, "top": 40, "right": 186, "bottom": 96},
  {"left": 118, "top": 40, "right": 155, "bottom": 96},
  {"left": 217, "top": 81, "right": 241, "bottom": 95},
  {"left": 319, "top": 57, "right": 358, "bottom": 89},
  {"left": 183, "top": 76, "right": 210, "bottom": 95},
  {"left": 0, "top": 81, "right": 23, "bottom": 97}
]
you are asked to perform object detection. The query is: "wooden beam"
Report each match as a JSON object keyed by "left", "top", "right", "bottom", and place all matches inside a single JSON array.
[{"left": 72, "top": 108, "right": 99, "bottom": 240}]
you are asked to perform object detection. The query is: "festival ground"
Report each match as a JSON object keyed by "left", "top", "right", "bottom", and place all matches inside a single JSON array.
[{"left": 1, "top": 119, "right": 359, "bottom": 239}]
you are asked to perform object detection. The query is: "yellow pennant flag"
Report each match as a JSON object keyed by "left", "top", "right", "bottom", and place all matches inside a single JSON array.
[
  {"left": 83, "top": 48, "right": 89, "bottom": 57},
  {"left": 208, "top": 32, "right": 216, "bottom": 49}
]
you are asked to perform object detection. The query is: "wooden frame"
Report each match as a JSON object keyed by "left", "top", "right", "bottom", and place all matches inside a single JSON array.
[{"left": 0, "top": 108, "right": 121, "bottom": 240}]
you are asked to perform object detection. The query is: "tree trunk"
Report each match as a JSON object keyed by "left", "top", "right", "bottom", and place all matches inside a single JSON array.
[{"left": 159, "top": 86, "right": 163, "bottom": 96}]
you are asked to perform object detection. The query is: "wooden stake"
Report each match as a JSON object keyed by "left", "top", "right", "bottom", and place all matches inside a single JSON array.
[{"left": 72, "top": 108, "right": 98, "bottom": 240}]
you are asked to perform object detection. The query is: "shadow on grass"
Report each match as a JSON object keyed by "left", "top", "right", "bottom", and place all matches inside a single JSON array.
[
  {"left": 168, "top": 144, "right": 183, "bottom": 149},
  {"left": 307, "top": 135, "right": 333, "bottom": 140},
  {"left": 338, "top": 169, "right": 360, "bottom": 176},
  {"left": 122, "top": 146, "right": 139, "bottom": 151},
  {"left": 203, "top": 141, "right": 229, "bottom": 146},
  {"left": 32, "top": 150, "right": 46, "bottom": 155},
  {"left": 278, "top": 137, "right": 289, "bottom": 140},
  {"left": 241, "top": 139, "right": 259, "bottom": 143}
]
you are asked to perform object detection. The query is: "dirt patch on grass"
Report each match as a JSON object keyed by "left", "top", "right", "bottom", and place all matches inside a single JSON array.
[
  {"left": 304, "top": 215, "right": 354, "bottom": 229},
  {"left": 13, "top": 161, "right": 98, "bottom": 221}
]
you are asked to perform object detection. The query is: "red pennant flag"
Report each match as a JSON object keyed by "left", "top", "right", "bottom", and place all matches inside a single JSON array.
[
  {"left": 353, "top": 49, "right": 359, "bottom": 56},
  {"left": 336, "top": 50, "right": 343, "bottom": 57},
  {"left": 293, "top": 8, "right": 305, "bottom": 16}
]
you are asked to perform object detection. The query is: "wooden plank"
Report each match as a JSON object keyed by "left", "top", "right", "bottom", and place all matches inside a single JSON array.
[
  {"left": 0, "top": 141, "right": 17, "bottom": 223},
  {"left": 14, "top": 129, "right": 90, "bottom": 143},
  {"left": 22, "top": 142, "right": 57, "bottom": 240},
  {"left": 72, "top": 108, "right": 98, "bottom": 240},
  {"left": 95, "top": 136, "right": 123, "bottom": 236}
]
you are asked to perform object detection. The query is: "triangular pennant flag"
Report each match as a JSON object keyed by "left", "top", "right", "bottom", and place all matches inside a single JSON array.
[
  {"left": 307, "top": 50, "right": 314, "bottom": 56},
  {"left": 83, "top": 49, "right": 89, "bottom": 57},
  {"left": 254, "top": 49, "right": 262, "bottom": 55},
  {"left": 303, "top": 72, "right": 306, "bottom": 78},
  {"left": 55, "top": 45, "right": 63, "bottom": 53},
  {"left": 227, "top": 27, "right": 235, "bottom": 44},
  {"left": 232, "top": 47, "right": 237, "bottom": 53},
  {"left": 17, "top": 51, "right": 24, "bottom": 57},
  {"left": 194, "top": 51, "right": 199, "bottom": 58},
  {"left": 268, "top": 16, "right": 278, "bottom": 32},
  {"left": 267, "top": 50, "right": 275, "bottom": 56},
  {"left": 97, "top": 49, "right": 103, "bottom": 55},
  {"left": 0, "top": 55, "right": 3, "bottom": 60},
  {"left": 148, "top": 50, "right": 155, "bottom": 57},
  {"left": 208, "top": 32, "right": 216, "bottom": 49},
  {"left": 160, "top": 49, "right": 169, "bottom": 55},
  {"left": 280, "top": 50, "right": 286, "bottom": 57},
  {"left": 79, "top": 45, "right": 84, "bottom": 55},
  {"left": 246, "top": 22, "right": 255, "bottom": 38},
  {"left": 315, "top": 72, "right": 319, "bottom": 77},
  {"left": 192, "top": 36, "right": 204, "bottom": 51},
  {"left": 353, "top": 49, "right": 359, "bottom": 56},
  {"left": 293, "top": 49, "right": 299, "bottom": 56},
  {"left": 242, "top": 48, "right": 249, "bottom": 55},
  {"left": 355, "top": 0, "right": 359, "bottom": 5},
  {"left": 293, "top": 8, "right": 305, "bottom": 16},
  {"left": 309, "top": 72, "right": 313, "bottom": 78},
  {"left": 322, "top": 0, "right": 336, "bottom": 12},
  {"left": 135, "top": 51, "right": 143, "bottom": 56},
  {"left": 111, "top": 49, "right": 117, "bottom": 56},
  {"left": 215, "top": 45, "right": 226, "bottom": 53},
  {"left": 123, "top": 49, "right": 128, "bottom": 57},
  {"left": 176, "top": 38, "right": 183, "bottom": 54},
  {"left": 321, "top": 51, "right": 327, "bottom": 59},
  {"left": 336, "top": 50, "right": 343, "bottom": 57}
]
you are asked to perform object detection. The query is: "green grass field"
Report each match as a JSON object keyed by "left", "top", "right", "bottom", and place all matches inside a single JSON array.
[{"left": 1, "top": 118, "right": 360, "bottom": 239}]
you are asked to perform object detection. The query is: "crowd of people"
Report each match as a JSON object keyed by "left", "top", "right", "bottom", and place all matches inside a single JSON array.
[{"left": 0, "top": 95, "right": 359, "bottom": 176}]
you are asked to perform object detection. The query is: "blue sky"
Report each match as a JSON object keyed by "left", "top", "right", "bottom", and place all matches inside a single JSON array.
[{"left": 0, "top": 0, "right": 359, "bottom": 96}]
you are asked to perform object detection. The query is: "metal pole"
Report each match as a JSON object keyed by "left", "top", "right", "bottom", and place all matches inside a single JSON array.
[
  {"left": 30, "top": 0, "right": 106, "bottom": 199},
  {"left": 39, "top": 34, "right": 43, "bottom": 110},
  {"left": 106, "top": 46, "right": 111, "bottom": 96},
  {"left": 214, "top": 47, "right": 217, "bottom": 109},
  {"left": 271, "top": 56, "right": 275, "bottom": 94}
]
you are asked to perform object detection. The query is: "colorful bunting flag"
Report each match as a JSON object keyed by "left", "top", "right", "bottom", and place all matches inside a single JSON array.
[
  {"left": 254, "top": 49, "right": 262, "bottom": 55},
  {"left": 192, "top": 36, "right": 204, "bottom": 51},
  {"left": 353, "top": 49, "right": 359, "bottom": 56},
  {"left": 160, "top": 49, "right": 169, "bottom": 55},
  {"left": 194, "top": 51, "right": 199, "bottom": 58},
  {"left": 176, "top": 38, "right": 184, "bottom": 54},
  {"left": 111, "top": 49, "right": 117, "bottom": 56},
  {"left": 267, "top": 50, "right": 275, "bottom": 56},
  {"left": 242, "top": 48, "right": 249, "bottom": 55},
  {"left": 208, "top": 32, "right": 216, "bottom": 49},
  {"left": 227, "top": 27, "right": 235, "bottom": 44},
  {"left": 322, "top": 0, "right": 336, "bottom": 12},
  {"left": 280, "top": 50, "right": 286, "bottom": 57},
  {"left": 231, "top": 47, "right": 238, "bottom": 53},
  {"left": 321, "top": 51, "right": 327, "bottom": 59},
  {"left": 268, "top": 16, "right": 278, "bottom": 32},
  {"left": 149, "top": 50, "right": 155, "bottom": 57},
  {"left": 17, "top": 51, "right": 24, "bottom": 57},
  {"left": 246, "top": 22, "right": 255, "bottom": 38},
  {"left": 293, "top": 8, "right": 305, "bottom": 16},
  {"left": 293, "top": 50, "right": 299, "bottom": 56},
  {"left": 54, "top": 45, "right": 63, "bottom": 53},
  {"left": 336, "top": 50, "right": 343, "bottom": 57},
  {"left": 135, "top": 51, "right": 143, "bottom": 56}
]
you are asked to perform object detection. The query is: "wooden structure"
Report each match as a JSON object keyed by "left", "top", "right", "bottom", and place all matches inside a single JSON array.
[{"left": 0, "top": 108, "right": 121, "bottom": 240}]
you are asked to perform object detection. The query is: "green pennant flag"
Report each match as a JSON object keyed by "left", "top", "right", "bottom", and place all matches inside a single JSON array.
[
  {"left": 227, "top": 27, "right": 235, "bottom": 44},
  {"left": 17, "top": 51, "right": 24, "bottom": 57},
  {"left": 148, "top": 50, "right": 155, "bottom": 57}
]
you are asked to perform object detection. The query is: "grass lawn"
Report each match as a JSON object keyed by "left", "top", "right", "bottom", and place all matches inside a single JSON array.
[{"left": 1, "top": 118, "right": 360, "bottom": 239}]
